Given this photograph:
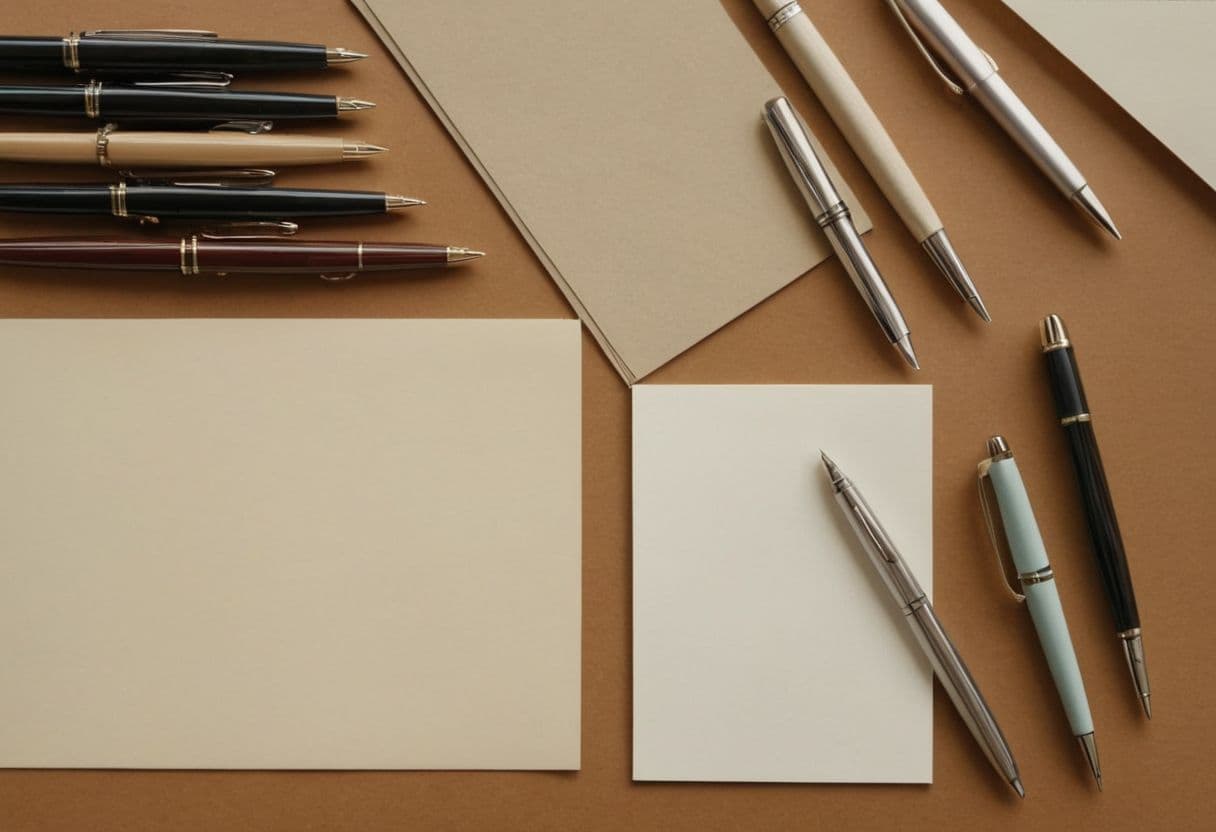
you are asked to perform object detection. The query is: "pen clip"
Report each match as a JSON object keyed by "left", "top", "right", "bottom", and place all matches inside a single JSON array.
[
  {"left": 128, "top": 73, "right": 234, "bottom": 89},
  {"left": 79, "top": 29, "right": 219, "bottom": 41},
  {"left": 976, "top": 457, "right": 1025, "bottom": 603},
  {"left": 883, "top": 0, "right": 966, "bottom": 96},
  {"left": 199, "top": 220, "right": 299, "bottom": 240},
  {"left": 117, "top": 168, "right": 277, "bottom": 187},
  {"left": 210, "top": 120, "right": 274, "bottom": 134}
]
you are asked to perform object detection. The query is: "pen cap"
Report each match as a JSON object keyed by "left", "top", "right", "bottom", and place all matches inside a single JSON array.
[
  {"left": 1040, "top": 314, "right": 1089, "bottom": 420},
  {"left": 763, "top": 96, "right": 845, "bottom": 221}
]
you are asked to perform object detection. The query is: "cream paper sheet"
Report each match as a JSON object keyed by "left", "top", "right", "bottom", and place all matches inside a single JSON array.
[
  {"left": 0, "top": 319, "right": 580, "bottom": 770},
  {"left": 633, "top": 385, "right": 932, "bottom": 782},
  {"left": 1002, "top": 0, "right": 1216, "bottom": 191},
  {"left": 350, "top": 0, "right": 871, "bottom": 384}
]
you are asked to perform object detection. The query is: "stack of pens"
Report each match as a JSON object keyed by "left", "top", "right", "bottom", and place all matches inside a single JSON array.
[{"left": 0, "top": 29, "right": 483, "bottom": 278}]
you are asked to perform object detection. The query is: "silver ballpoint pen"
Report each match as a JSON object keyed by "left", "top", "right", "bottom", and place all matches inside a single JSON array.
[
  {"left": 821, "top": 451, "right": 1024, "bottom": 797},
  {"left": 886, "top": 0, "right": 1121, "bottom": 239},
  {"left": 764, "top": 96, "right": 919, "bottom": 370}
]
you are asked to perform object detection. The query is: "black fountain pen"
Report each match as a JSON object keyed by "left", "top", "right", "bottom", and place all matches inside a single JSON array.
[
  {"left": 1041, "top": 313, "right": 1151, "bottom": 718},
  {"left": 0, "top": 80, "right": 374, "bottom": 122},
  {"left": 0, "top": 30, "right": 365, "bottom": 76},
  {"left": 0, "top": 173, "right": 423, "bottom": 223}
]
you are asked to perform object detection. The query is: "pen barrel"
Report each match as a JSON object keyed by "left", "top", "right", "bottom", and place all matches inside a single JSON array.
[
  {"left": 760, "top": 2, "right": 942, "bottom": 241},
  {"left": 0, "top": 237, "right": 180, "bottom": 270},
  {"left": 822, "top": 217, "right": 910, "bottom": 345},
  {"left": 0, "top": 132, "right": 98, "bottom": 164},
  {"left": 0, "top": 185, "right": 112, "bottom": 215},
  {"left": 122, "top": 187, "right": 389, "bottom": 220},
  {"left": 988, "top": 458, "right": 1094, "bottom": 736},
  {"left": 98, "top": 87, "right": 339, "bottom": 122},
  {"left": 75, "top": 38, "right": 328, "bottom": 74},
  {"left": 1045, "top": 346, "right": 1089, "bottom": 420},
  {"left": 970, "top": 75, "right": 1086, "bottom": 197},
  {"left": 1060, "top": 420, "right": 1140, "bottom": 632},
  {"left": 0, "top": 85, "right": 87, "bottom": 117},
  {"left": 905, "top": 603, "right": 1021, "bottom": 785},
  {"left": 106, "top": 132, "right": 347, "bottom": 168},
  {"left": 833, "top": 485, "right": 925, "bottom": 606},
  {"left": 0, "top": 37, "right": 67, "bottom": 72},
  {"left": 195, "top": 241, "right": 449, "bottom": 273}
]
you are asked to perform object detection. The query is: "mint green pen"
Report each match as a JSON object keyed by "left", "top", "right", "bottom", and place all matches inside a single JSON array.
[{"left": 978, "top": 435, "right": 1102, "bottom": 789}]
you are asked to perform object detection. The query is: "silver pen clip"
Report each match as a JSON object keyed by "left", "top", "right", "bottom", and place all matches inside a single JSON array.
[
  {"left": 884, "top": 0, "right": 1000, "bottom": 96},
  {"left": 210, "top": 120, "right": 274, "bottom": 134},
  {"left": 127, "top": 72, "right": 234, "bottom": 88},
  {"left": 976, "top": 452, "right": 1025, "bottom": 603},
  {"left": 117, "top": 168, "right": 276, "bottom": 187},
  {"left": 79, "top": 29, "right": 219, "bottom": 40},
  {"left": 198, "top": 220, "right": 299, "bottom": 239}
]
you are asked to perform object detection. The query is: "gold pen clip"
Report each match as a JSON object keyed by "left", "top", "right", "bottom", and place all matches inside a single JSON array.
[
  {"left": 976, "top": 446, "right": 1025, "bottom": 603},
  {"left": 127, "top": 72, "right": 234, "bottom": 88},
  {"left": 117, "top": 168, "right": 277, "bottom": 187},
  {"left": 198, "top": 220, "right": 299, "bottom": 239}
]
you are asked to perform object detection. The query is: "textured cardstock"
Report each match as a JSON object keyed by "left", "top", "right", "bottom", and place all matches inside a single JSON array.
[
  {"left": 0, "top": 319, "right": 581, "bottom": 770},
  {"left": 633, "top": 385, "right": 932, "bottom": 782}
]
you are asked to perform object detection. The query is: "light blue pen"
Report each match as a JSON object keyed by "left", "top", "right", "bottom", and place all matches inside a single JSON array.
[{"left": 978, "top": 435, "right": 1102, "bottom": 789}]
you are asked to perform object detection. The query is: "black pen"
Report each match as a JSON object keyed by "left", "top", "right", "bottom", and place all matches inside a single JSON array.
[
  {"left": 0, "top": 30, "right": 366, "bottom": 76},
  {"left": 0, "top": 175, "right": 423, "bottom": 223},
  {"left": 0, "top": 81, "right": 374, "bottom": 122},
  {"left": 1041, "top": 314, "right": 1151, "bottom": 718}
]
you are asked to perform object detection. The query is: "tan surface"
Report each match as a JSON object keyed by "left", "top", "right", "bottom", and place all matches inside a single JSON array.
[{"left": 0, "top": 0, "right": 1212, "bottom": 828}]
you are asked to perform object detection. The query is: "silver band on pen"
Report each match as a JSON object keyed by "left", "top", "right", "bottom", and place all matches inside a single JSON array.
[{"left": 767, "top": 1, "right": 803, "bottom": 33}]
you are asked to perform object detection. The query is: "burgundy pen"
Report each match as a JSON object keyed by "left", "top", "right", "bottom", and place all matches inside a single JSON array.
[{"left": 0, "top": 229, "right": 483, "bottom": 280}]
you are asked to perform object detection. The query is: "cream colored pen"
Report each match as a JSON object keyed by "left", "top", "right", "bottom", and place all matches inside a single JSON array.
[
  {"left": 756, "top": 0, "right": 989, "bottom": 321},
  {"left": 0, "top": 126, "right": 386, "bottom": 169}
]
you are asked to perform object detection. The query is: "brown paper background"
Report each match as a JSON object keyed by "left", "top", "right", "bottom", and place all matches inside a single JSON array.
[{"left": 0, "top": 0, "right": 1212, "bottom": 829}]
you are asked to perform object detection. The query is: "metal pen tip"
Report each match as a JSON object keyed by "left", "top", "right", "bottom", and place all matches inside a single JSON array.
[
  {"left": 385, "top": 195, "right": 426, "bottom": 210},
  {"left": 446, "top": 247, "right": 485, "bottom": 263},
  {"left": 819, "top": 451, "right": 845, "bottom": 486},
  {"left": 1011, "top": 779, "right": 1026, "bottom": 799},
  {"left": 1141, "top": 695, "right": 1152, "bottom": 720},
  {"left": 1078, "top": 733, "right": 1102, "bottom": 790},
  {"left": 337, "top": 98, "right": 377, "bottom": 112},
  {"left": 326, "top": 47, "right": 368, "bottom": 64},
  {"left": 894, "top": 335, "right": 920, "bottom": 370},
  {"left": 1072, "top": 185, "right": 1121, "bottom": 240},
  {"left": 342, "top": 142, "right": 388, "bottom": 159},
  {"left": 921, "top": 230, "right": 990, "bottom": 322}
]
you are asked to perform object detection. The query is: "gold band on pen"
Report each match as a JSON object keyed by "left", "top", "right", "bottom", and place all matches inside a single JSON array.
[
  {"left": 95, "top": 124, "right": 115, "bottom": 167},
  {"left": 356, "top": 241, "right": 364, "bottom": 270},
  {"left": 1061, "top": 413, "right": 1091, "bottom": 426},
  {"left": 109, "top": 182, "right": 127, "bottom": 217},
  {"left": 62, "top": 34, "right": 81, "bottom": 71},
  {"left": 83, "top": 80, "right": 102, "bottom": 118}
]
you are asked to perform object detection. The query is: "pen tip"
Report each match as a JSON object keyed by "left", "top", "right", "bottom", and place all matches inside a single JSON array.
[
  {"left": 385, "top": 195, "right": 426, "bottom": 210},
  {"left": 968, "top": 294, "right": 992, "bottom": 323},
  {"left": 326, "top": 47, "right": 368, "bottom": 64},
  {"left": 337, "top": 98, "right": 377, "bottom": 112},
  {"left": 894, "top": 336, "right": 920, "bottom": 370},
  {"left": 1012, "top": 779, "right": 1026, "bottom": 799},
  {"left": 1071, "top": 185, "right": 1121, "bottom": 240},
  {"left": 1141, "top": 695, "right": 1152, "bottom": 720},
  {"left": 446, "top": 247, "right": 485, "bottom": 263},
  {"left": 343, "top": 142, "right": 388, "bottom": 159},
  {"left": 1078, "top": 733, "right": 1102, "bottom": 789}
]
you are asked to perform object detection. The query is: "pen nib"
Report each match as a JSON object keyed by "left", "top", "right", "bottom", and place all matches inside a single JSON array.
[
  {"left": 446, "top": 247, "right": 485, "bottom": 263},
  {"left": 1072, "top": 185, "right": 1122, "bottom": 240},
  {"left": 893, "top": 335, "right": 920, "bottom": 370},
  {"left": 1011, "top": 778, "right": 1026, "bottom": 799},
  {"left": 326, "top": 47, "right": 368, "bottom": 64},
  {"left": 385, "top": 195, "right": 426, "bottom": 210},
  {"left": 1077, "top": 733, "right": 1102, "bottom": 790},
  {"left": 342, "top": 142, "right": 388, "bottom": 159},
  {"left": 337, "top": 98, "right": 377, "bottom": 112}
]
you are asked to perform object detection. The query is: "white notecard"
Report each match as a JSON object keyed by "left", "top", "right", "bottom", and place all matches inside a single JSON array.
[
  {"left": 633, "top": 385, "right": 933, "bottom": 782},
  {"left": 0, "top": 319, "right": 581, "bottom": 770}
]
